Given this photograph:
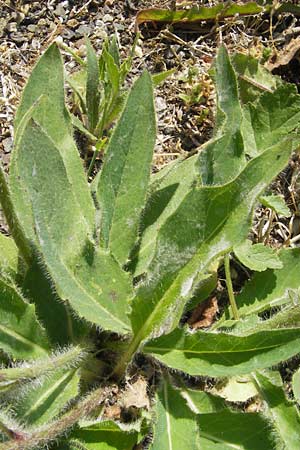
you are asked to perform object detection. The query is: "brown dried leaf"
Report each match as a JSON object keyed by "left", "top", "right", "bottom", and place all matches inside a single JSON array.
[
  {"left": 266, "top": 36, "right": 300, "bottom": 71},
  {"left": 188, "top": 297, "right": 218, "bottom": 329}
]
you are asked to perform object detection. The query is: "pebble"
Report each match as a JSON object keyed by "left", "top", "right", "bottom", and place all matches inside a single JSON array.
[
  {"left": 156, "top": 97, "right": 167, "bottom": 112},
  {"left": 2, "top": 138, "right": 12, "bottom": 154},
  {"left": 54, "top": 4, "right": 67, "bottom": 18},
  {"left": 27, "top": 24, "right": 36, "bottom": 33},
  {"left": 102, "top": 14, "right": 114, "bottom": 23},
  {"left": 67, "top": 18, "right": 78, "bottom": 28},
  {"left": 6, "top": 22, "right": 17, "bottom": 33},
  {"left": 77, "top": 24, "right": 92, "bottom": 36}
]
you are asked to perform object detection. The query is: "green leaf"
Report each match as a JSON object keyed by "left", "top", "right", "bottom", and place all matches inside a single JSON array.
[
  {"left": 0, "top": 233, "right": 21, "bottom": 281},
  {"left": 199, "top": 410, "right": 275, "bottom": 449},
  {"left": 152, "top": 69, "right": 176, "bottom": 87},
  {"left": 234, "top": 239, "right": 282, "bottom": 271},
  {"left": 253, "top": 371, "right": 300, "bottom": 449},
  {"left": 136, "top": 3, "right": 264, "bottom": 27},
  {"left": 259, "top": 194, "right": 290, "bottom": 216},
  {"left": 133, "top": 155, "right": 197, "bottom": 276},
  {"left": 86, "top": 38, "right": 100, "bottom": 132},
  {"left": 71, "top": 421, "right": 138, "bottom": 450},
  {"left": 144, "top": 327, "right": 300, "bottom": 377},
  {"left": 0, "top": 278, "right": 49, "bottom": 359},
  {"left": 130, "top": 141, "right": 293, "bottom": 347},
  {"left": 12, "top": 43, "right": 94, "bottom": 233},
  {"left": 11, "top": 117, "right": 132, "bottom": 334},
  {"left": 235, "top": 248, "right": 300, "bottom": 316},
  {"left": 232, "top": 52, "right": 279, "bottom": 104},
  {"left": 243, "top": 84, "right": 300, "bottom": 156},
  {"left": 292, "top": 368, "right": 300, "bottom": 404},
  {"left": 211, "top": 376, "right": 258, "bottom": 403},
  {"left": 197, "top": 45, "right": 245, "bottom": 185},
  {"left": 92, "top": 71, "right": 156, "bottom": 266},
  {"left": 15, "top": 369, "right": 80, "bottom": 425},
  {"left": 70, "top": 113, "right": 97, "bottom": 143},
  {"left": 181, "top": 389, "right": 225, "bottom": 414},
  {"left": 103, "top": 49, "right": 120, "bottom": 96},
  {"left": 151, "top": 379, "right": 200, "bottom": 450}
]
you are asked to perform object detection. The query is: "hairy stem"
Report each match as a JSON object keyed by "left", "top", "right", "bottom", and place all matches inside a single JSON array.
[
  {"left": 224, "top": 253, "right": 239, "bottom": 320},
  {"left": 0, "top": 385, "right": 110, "bottom": 450},
  {"left": 0, "top": 346, "right": 86, "bottom": 384}
]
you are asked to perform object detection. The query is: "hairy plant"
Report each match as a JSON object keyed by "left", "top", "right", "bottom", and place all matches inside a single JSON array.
[{"left": 0, "top": 41, "right": 300, "bottom": 449}]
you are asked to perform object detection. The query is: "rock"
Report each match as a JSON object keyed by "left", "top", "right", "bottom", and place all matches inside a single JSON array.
[
  {"left": 76, "top": 24, "right": 92, "bottom": 36},
  {"left": 102, "top": 14, "right": 114, "bottom": 23},
  {"left": 6, "top": 22, "right": 17, "bottom": 33},
  {"left": 27, "top": 24, "right": 36, "bottom": 32},
  {"left": 156, "top": 96, "right": 167, "bottom": 112},
  {"left": 67, "top": 18, "right": 78, "bottom": 28},
  {"left": 2, "top": 138, "right": 12, "bottom": 154},
  {"left": 54, "top": 4, "right": 67, "bottom": 18}
]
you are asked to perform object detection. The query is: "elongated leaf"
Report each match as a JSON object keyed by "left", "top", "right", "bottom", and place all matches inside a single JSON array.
[
  {"left": 71, "top": 421, "right": 138, "bottom": 450},
  {"left": 151, "top": 379, "right": 200, "bottom": 450},
  {"left": 11, "top": 117, "right": 132, "bottom": 333},
  {"left": 12, "top": 43, "right": 94, "bottom": 233},
  {"left": 253, "top": 371, "right": 300, "bottom": 448},
  {"left": 136, "top": 3, "right": 264, "bottom": 28},
  {"left": 152, "top": 69, "right": 176, "bottom": 87},
  {"left": 131, "top": 141, "right": 293, "bottom": 346},
  {"left": 234, "top": 239, "right": 282, "bottom": 271},
  {"left": 197, "top": 46, "right": 245, "bottom": 185},
  {"left": 15, "top": 369, "right": 80, "bottom": 425},
  {"left": 0, "top": 278, "right": 49, "bottom": 359},
  {"left": 134, "top": 155, "right": 197, "bottom": 276},
  {"left": 259, "top": 194, "right": 290, "bottom": 216},
  {"left": 235, "top": 248, "right": 300, "bottom": 316},
  {"left": 92, "top": 71, "right": 156, "bottom": 266},
  {"left": 86, "top": 38, "right": 100, "bottom": 132},
  {"left": 144, "top": 327, "right": 300, "bottom": 377},
  {"left": 103, "top": 49, "right": 120, "bottom": 96},
  {"left": 199, "top": 410, "right": 275, "bottom": 449}
]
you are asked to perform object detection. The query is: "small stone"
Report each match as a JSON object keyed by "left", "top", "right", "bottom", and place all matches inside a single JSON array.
[
  {"left": 77, "top": 45, "right": 86, "bottom": 57},
  {"left": 67, "top": 18, "right": 78, "bottom": 28},
  {"left": 77, "top": 24, "right": 92, "bottom": 36},
  {"left": 10, "top": 32, "right": 26, "bottom": 43},
  {"left": 2, "top": 138, "right": 12, "bottom": 154},
  {"left": 6, "top": 22, "right": 17, "bottom": 33},
  {"left": 156, "top": 97, "right": 167, "bottom": 112},
  {"left": 37, "top": 18, "right": 47, "bottom": 26},
  {"left": 27, "top": 24, "right": 36, "bottom": 32},
  {"left": 54, "top": 4, "right": 67, "bottom": 17},
  {"left": 95, "top": 29, "right": 107, "bottom": 40},
  {"left": 62, "top": 28, "right": 75, "bottom": 39},
  {"left": 134, "top": 45, "right": 143, "bottom": 58},
  {"left": 102, "top": 14, "right": 113, "bottom": 23}
]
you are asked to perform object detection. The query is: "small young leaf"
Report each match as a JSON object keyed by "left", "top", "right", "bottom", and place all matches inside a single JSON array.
[
  {"left": 211, "top": 376, "right": 258, "bottom": 403},
  {"left": 71, "top": 421, "right": 138, "bottom": 449},
  {"left": 259, "top": 194, "right": 290, "bottom": 216},
  {"left": 151, "top": 379, "right": 200, "bottom": 450},
  {"left": 152, "top": 69, "right": 176, "bottom": 87},
  {"left": 14, "top": 369, "right": 80, "bottom": 425},
  {"left": 234, "top": 239, "right": 282, "bottom": 271},
  {"left": 92, "top": 71, "right": 156, "bottom": 266},
  {"left": 253, "top": 371, "right": 300, "bottom": 449},
  {"left": 86, "top": 38, "right": 100, "bottom": 133},
  {"left": 235, "top": 248, "right": 300, "bottom": 316},
  {"left": 103, "top": 49, "right": 120, "bottom": 96},
  {"left": 0, "top": 278, "right": 49, "bottom": 359},
  {"left": 144, "top": 327, "right": 300, "bottom": 377}
]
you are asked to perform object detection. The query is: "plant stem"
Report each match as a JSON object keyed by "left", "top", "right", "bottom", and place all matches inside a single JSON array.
[
  {"left": 0, "top": 385, "right": 110, "bottom": 450},
  {"left": 0, "top": 346, "right": 86, "bottom": 384},
  {"left": 0, "top": 165, "right": 32, "bottom": 265},
  {"left": 224, "top": 253, "right": 239, "bottom": 320},
  {"left": 87, "top": 138, "right": 107, "bottom": 179},
  {"left": 57, "top": 41, "right": 86, "bottom": 67}
]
